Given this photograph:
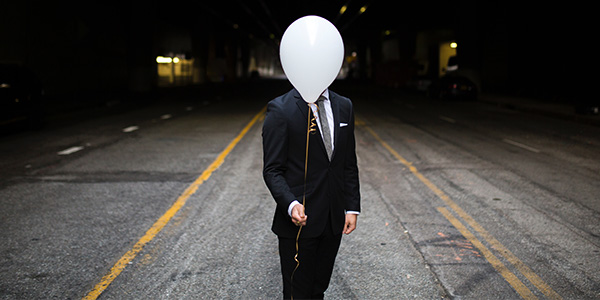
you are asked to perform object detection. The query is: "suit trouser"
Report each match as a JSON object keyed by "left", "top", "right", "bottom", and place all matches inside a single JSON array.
[{"left": 278, "top": 218, "right": 343, "bottom": 299}]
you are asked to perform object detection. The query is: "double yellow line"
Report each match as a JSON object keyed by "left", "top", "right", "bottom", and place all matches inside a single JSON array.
[
  {"left": 362, "top": 123, "right": 562, "bottom": 300},
  {"left": 83, "top": 106, "right": 266, "bottom": 299}
]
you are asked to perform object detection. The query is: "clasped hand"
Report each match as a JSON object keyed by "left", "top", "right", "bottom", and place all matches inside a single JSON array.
[{"left": 291, "top": 204, "right": 307, "bottom": 227}]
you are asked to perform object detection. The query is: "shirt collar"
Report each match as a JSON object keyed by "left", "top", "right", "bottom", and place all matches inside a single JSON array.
[{"left": 321, "top": 89, "right": 330, "bottom": 101}]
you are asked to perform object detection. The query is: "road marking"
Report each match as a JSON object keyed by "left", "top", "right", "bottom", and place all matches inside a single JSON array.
[
  {"left": 439, "top": 116, "right": 456, "bottom": 123},
  {"left": 122, "top": 126, "right": 139, "bottom": 133},
  {"left": 503, "top": 139, "right": 540, "bottom": 153},
  {"left": 58, "top": 146, "right": 84, "bottom": 155},
  {"left": 83, "top": 105, "right": 267, "bottom": 300},
  {"left": 437, "top": 207, "right": 537, "bottom": 299},
  {"left": 362, "top": 124, "right": 562, "bottom": 300}
]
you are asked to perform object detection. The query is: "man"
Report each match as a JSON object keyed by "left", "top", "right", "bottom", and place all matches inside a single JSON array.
[{"left": 262, "top": 87, "right": 361, "bottom": 299}]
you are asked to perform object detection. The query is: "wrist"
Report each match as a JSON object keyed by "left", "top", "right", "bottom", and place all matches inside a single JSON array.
[{"left": 287, "top": 200, "right": 301, "bottom": 216}]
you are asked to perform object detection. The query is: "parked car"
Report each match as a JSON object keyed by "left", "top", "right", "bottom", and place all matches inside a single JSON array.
[
  {"left": 0, "top": 64, "right": 45, "bottom": 128},
  {"left": 428, "top": 74, "right": 477, "bottom": 101}
]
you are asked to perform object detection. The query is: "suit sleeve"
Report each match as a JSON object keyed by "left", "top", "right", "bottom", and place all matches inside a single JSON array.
[
  {"left": 343, "top": 101, "right": 361, "bottom": 213},
  {"left": 262, "top": 100, "right": 296, "bottom": 214}
]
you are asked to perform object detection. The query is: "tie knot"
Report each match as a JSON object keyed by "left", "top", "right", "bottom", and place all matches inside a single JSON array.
[{"left": 317, "top": 96, "right": 326, "bottom": 103}]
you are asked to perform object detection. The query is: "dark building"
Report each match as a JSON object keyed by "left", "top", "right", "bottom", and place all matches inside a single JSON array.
[{"left": 1, "top": 1, "right": 590, "bottom": 107}]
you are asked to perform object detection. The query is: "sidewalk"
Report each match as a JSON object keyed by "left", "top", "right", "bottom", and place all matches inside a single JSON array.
[{"left": 478, "top": 93, "right": 600, "bottom": 127}]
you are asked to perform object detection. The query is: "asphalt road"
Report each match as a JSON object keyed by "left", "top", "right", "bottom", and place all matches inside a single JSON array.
[{"left": 1, "top": 81, "right": 598, "bottom": 299}]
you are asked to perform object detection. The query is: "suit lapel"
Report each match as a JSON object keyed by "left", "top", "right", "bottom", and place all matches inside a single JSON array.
[{"left": 294, "top": 90, "right": 310, "bottom": 120}]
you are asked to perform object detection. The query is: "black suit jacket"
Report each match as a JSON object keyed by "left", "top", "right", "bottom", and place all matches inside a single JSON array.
[{"left": 262, "top": 89, "right": 360, "bottom": 238}]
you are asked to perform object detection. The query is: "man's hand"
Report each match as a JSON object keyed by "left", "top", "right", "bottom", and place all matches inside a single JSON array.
[
  {"left": 343, "top": 213, "right": 357, "bottom": 234},
  {"left": 291, "top": 204, "right": 307, "bottom": 226}
]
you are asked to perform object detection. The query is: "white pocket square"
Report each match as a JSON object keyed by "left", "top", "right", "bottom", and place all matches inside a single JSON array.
[{"left": 340, "top": 123, "right": 348, "bottom": 127}]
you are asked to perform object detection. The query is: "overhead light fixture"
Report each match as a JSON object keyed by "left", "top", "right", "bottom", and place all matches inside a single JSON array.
[
  {"left": 339, "top": 5, "right": 347, "bottom": 14},
  {"left": 450, "top": 42, "right": 458, "bottom": 49}
]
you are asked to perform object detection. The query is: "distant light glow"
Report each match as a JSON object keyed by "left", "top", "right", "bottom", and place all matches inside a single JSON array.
[
  {"left": 156, "top": 56, "right": 172, "bottom": 63},
  {"left": 156, "top": 56, "right": 181, "bottom": 64},
  {"left": 359, "top": 6, "right": 368, "bottom": 14},
  {"left": 450, "top": 42, "right": 458, "bottom": 49}
]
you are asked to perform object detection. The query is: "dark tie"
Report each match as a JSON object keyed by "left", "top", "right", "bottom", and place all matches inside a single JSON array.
[{"left": 317, "top": 96, "right": 332, "bottom": 160}]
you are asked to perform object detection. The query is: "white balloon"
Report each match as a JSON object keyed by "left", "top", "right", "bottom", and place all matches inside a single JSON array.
[{"left": 280, "top": 16, "right": 344, "bottom": 103}]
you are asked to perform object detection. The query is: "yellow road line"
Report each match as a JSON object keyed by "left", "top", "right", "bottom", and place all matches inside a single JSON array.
[
  {"left": 83, "top": 106, "right": 267, "bottom": 300},
  {"left": 437, "top": 207, "right": 537, "bottom": 299},
  {"left": 362, "top": 124, "right": 562, "bottom": 299},
  {"left": 441, "top": 196, "right": 563, "bottom": 300}
]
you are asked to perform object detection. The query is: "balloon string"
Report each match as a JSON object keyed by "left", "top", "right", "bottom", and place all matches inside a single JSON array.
[{"left": 291, "top": 104, "right": 317, "bottom": 300}]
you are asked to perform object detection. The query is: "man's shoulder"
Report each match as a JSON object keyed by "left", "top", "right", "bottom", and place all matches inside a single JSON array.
[
  {"left": 266, "top": 89, "right": 298, "bottom": 118},
  {"left": 329, "top": 90, "right": 352, "bottom": 106},
  {"left": 270, "top": 89, "right": 298, "bottom": 105}
]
